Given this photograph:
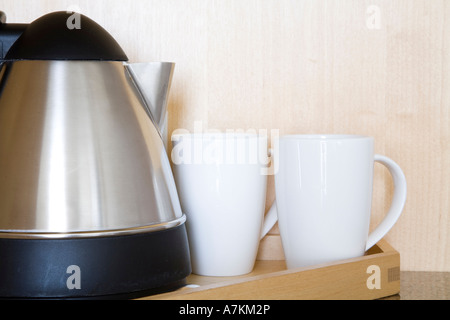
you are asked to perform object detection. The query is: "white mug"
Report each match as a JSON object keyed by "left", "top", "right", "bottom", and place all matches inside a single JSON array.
[
  {"left": 171, "top": 133, "right": 276, "bottom": 276},
  {"left": 266, "top": 135, "right": 407, "bottom": 269}
]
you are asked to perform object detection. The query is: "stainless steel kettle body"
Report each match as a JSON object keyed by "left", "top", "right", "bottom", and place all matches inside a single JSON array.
[
  {"left": 0, "top": 60, "right": 184, "bottom": 237},
  {"left": 0, "top": 11, "right": 191, "bottom": 299}
]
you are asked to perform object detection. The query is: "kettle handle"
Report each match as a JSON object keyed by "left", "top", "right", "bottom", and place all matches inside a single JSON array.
[{"left": 0, "top": 12, "right": 27, "bottom": 62}]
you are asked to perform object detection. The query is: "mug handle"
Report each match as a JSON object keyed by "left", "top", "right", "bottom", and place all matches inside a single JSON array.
[
  {"left": 366, "top": 155, "right": 407, "bottom": 250},
  {"left": 260, "top": 155, "right": 407, "bottom": 248},
  {"left": 260, "top": 147, "right": 279, "bottom": 239},
  {"left": 260, "top": 202, "right": 278, "bottom": 240}
]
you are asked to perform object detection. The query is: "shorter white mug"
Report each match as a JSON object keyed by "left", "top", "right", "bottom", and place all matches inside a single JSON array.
[
  {"left": 171, "top": 133, "right": 276, "bottom": 276},
  {"left": 266, "top": 135, "right": 407, "bottom": 269}
]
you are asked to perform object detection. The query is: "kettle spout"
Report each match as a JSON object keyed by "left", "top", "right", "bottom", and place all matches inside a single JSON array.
[{"left": 125, "top": 62, "right": 175, "bottom": 140}]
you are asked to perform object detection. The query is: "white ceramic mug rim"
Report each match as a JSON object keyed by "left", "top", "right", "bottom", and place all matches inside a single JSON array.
[
  {"left": 280, "top": 134, "right": 373, "bottom": 141},
  {"left": 171, "top": 132, "right": 266, "bottom": 141}
]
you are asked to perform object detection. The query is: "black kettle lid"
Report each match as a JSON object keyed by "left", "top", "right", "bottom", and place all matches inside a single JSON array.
[{"left": 5, "top": 11, "right": 128, "bottom": 61}]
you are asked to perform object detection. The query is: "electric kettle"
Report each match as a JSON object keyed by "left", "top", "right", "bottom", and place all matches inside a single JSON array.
[{"left": 0, "top": 11, "right": 191, "bottom": 299}]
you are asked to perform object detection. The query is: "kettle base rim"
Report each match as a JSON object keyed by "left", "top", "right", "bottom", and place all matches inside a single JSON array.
[
  {"left": 0, "top": 215, "right": 187, "bottom": 240},
  {"left": 0, "top": 224, "right": 191, "bottom": 299}
]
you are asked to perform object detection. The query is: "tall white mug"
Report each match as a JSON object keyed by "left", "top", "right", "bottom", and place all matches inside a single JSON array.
[
  {"left": 266, "top": 135, "right": 407, "bottom": 269},
  {"left": 171, "top": 133, "right": 276, "bottom": 276}
]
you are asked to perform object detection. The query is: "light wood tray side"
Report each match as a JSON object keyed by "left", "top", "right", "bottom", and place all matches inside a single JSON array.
[{"left": 142, "top": 239, "right": 400, "bottom": 300}]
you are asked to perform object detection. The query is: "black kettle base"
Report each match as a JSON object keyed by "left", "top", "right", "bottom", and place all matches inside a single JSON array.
[{"left": 0, "top": 224, "right": 191, "bottom": 300}]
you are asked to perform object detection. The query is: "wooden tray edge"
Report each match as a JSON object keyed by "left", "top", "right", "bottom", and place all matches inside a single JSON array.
[{"left": 141, "top": 239, "right": 400, "bottom": 300}]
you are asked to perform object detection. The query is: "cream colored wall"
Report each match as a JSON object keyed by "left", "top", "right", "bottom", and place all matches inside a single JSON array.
[{"left": 1, "top": 0, "right": 448, "bottom": 272}]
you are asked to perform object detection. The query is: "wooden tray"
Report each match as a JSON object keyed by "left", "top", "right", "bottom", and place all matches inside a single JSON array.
[{"left": 141, "top": 239, "right": 400, "bottom": 300}]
